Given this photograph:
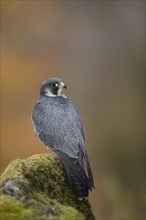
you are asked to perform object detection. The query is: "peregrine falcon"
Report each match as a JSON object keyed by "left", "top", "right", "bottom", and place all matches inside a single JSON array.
[{"left": 31, "top": 78, "right": 94, "bottom": 199}]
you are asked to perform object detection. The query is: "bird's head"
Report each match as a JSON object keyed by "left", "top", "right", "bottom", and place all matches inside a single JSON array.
[{"left": 40, "top": 78, "right": 67, "bottom": 97}]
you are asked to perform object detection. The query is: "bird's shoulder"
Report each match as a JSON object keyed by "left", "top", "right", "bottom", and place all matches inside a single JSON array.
[
  {"left": 32, "top": 95, "right": 83, "bottom": 133},
  {"left": 33, "top": 96, "right": 78, "bottom": 114}
]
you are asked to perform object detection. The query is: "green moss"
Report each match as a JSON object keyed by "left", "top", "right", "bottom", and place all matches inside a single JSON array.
[
  {"left": 0, "top": 195, "right": 35, "bottom": 220},
  {"left": 1, "top": 159, "right": 26, "bottom": 179},
  {"left": 0, "top": 154, "right": 95, "bottom": 220}
]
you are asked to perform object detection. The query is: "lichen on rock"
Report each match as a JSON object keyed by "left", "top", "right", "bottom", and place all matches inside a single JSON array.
[{"left": 0, "top": 154, "right": 95, "bottom": 220}]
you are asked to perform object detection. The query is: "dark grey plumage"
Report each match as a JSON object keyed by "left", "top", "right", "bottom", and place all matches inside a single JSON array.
[{"left": 32, "top": 78, "right": 94, "bottom": 199}]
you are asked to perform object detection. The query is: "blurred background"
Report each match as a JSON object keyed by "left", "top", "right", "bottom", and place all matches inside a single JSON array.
[{"left": 1, "top": 1, "right": 145, "bottom": 219}]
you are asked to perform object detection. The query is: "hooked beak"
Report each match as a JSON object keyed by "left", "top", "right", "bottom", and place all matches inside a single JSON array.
[{"left": 60, "top": 82, "right": 67, "bottom": 90}]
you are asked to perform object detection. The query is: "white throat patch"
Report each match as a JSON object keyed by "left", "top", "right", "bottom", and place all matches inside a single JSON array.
[{"left": 45, "top": 88, "right": 67, "bottom": 98}]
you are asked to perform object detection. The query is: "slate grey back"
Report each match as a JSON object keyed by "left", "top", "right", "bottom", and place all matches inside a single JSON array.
[{"left": 32, "top": 95, "right": 94, "bottom": 198}]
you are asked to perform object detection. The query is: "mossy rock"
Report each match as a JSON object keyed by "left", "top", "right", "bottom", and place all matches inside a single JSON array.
[{"left": 0, "top": 154, "right": 95, "bottom": 220}]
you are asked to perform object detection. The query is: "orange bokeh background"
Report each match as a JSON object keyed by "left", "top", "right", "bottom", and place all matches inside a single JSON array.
[{"left": 1, "top": 1, "right": 145, "bottom": 219}]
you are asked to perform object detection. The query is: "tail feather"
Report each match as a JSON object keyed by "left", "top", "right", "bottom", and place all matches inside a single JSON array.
[
  {"left": 54, "top": 150, "right": 94, "bottom": 199},
  {"left": 65, "top": 164, "right": 88, "bottom": 199}
]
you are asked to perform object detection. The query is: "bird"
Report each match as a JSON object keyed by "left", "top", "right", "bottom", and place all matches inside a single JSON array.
[{"left": 31, "top": 77, "right": 95, "bottom": 200}]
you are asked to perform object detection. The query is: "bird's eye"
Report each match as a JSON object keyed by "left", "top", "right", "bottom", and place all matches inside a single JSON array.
[{"left": 51, "top": 83, "right": 57, "bottom": 87}]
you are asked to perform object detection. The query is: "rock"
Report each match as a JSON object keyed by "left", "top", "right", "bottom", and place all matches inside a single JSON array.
[{"left": 0, "top": 154, "right": 95, "bottom": 220}]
